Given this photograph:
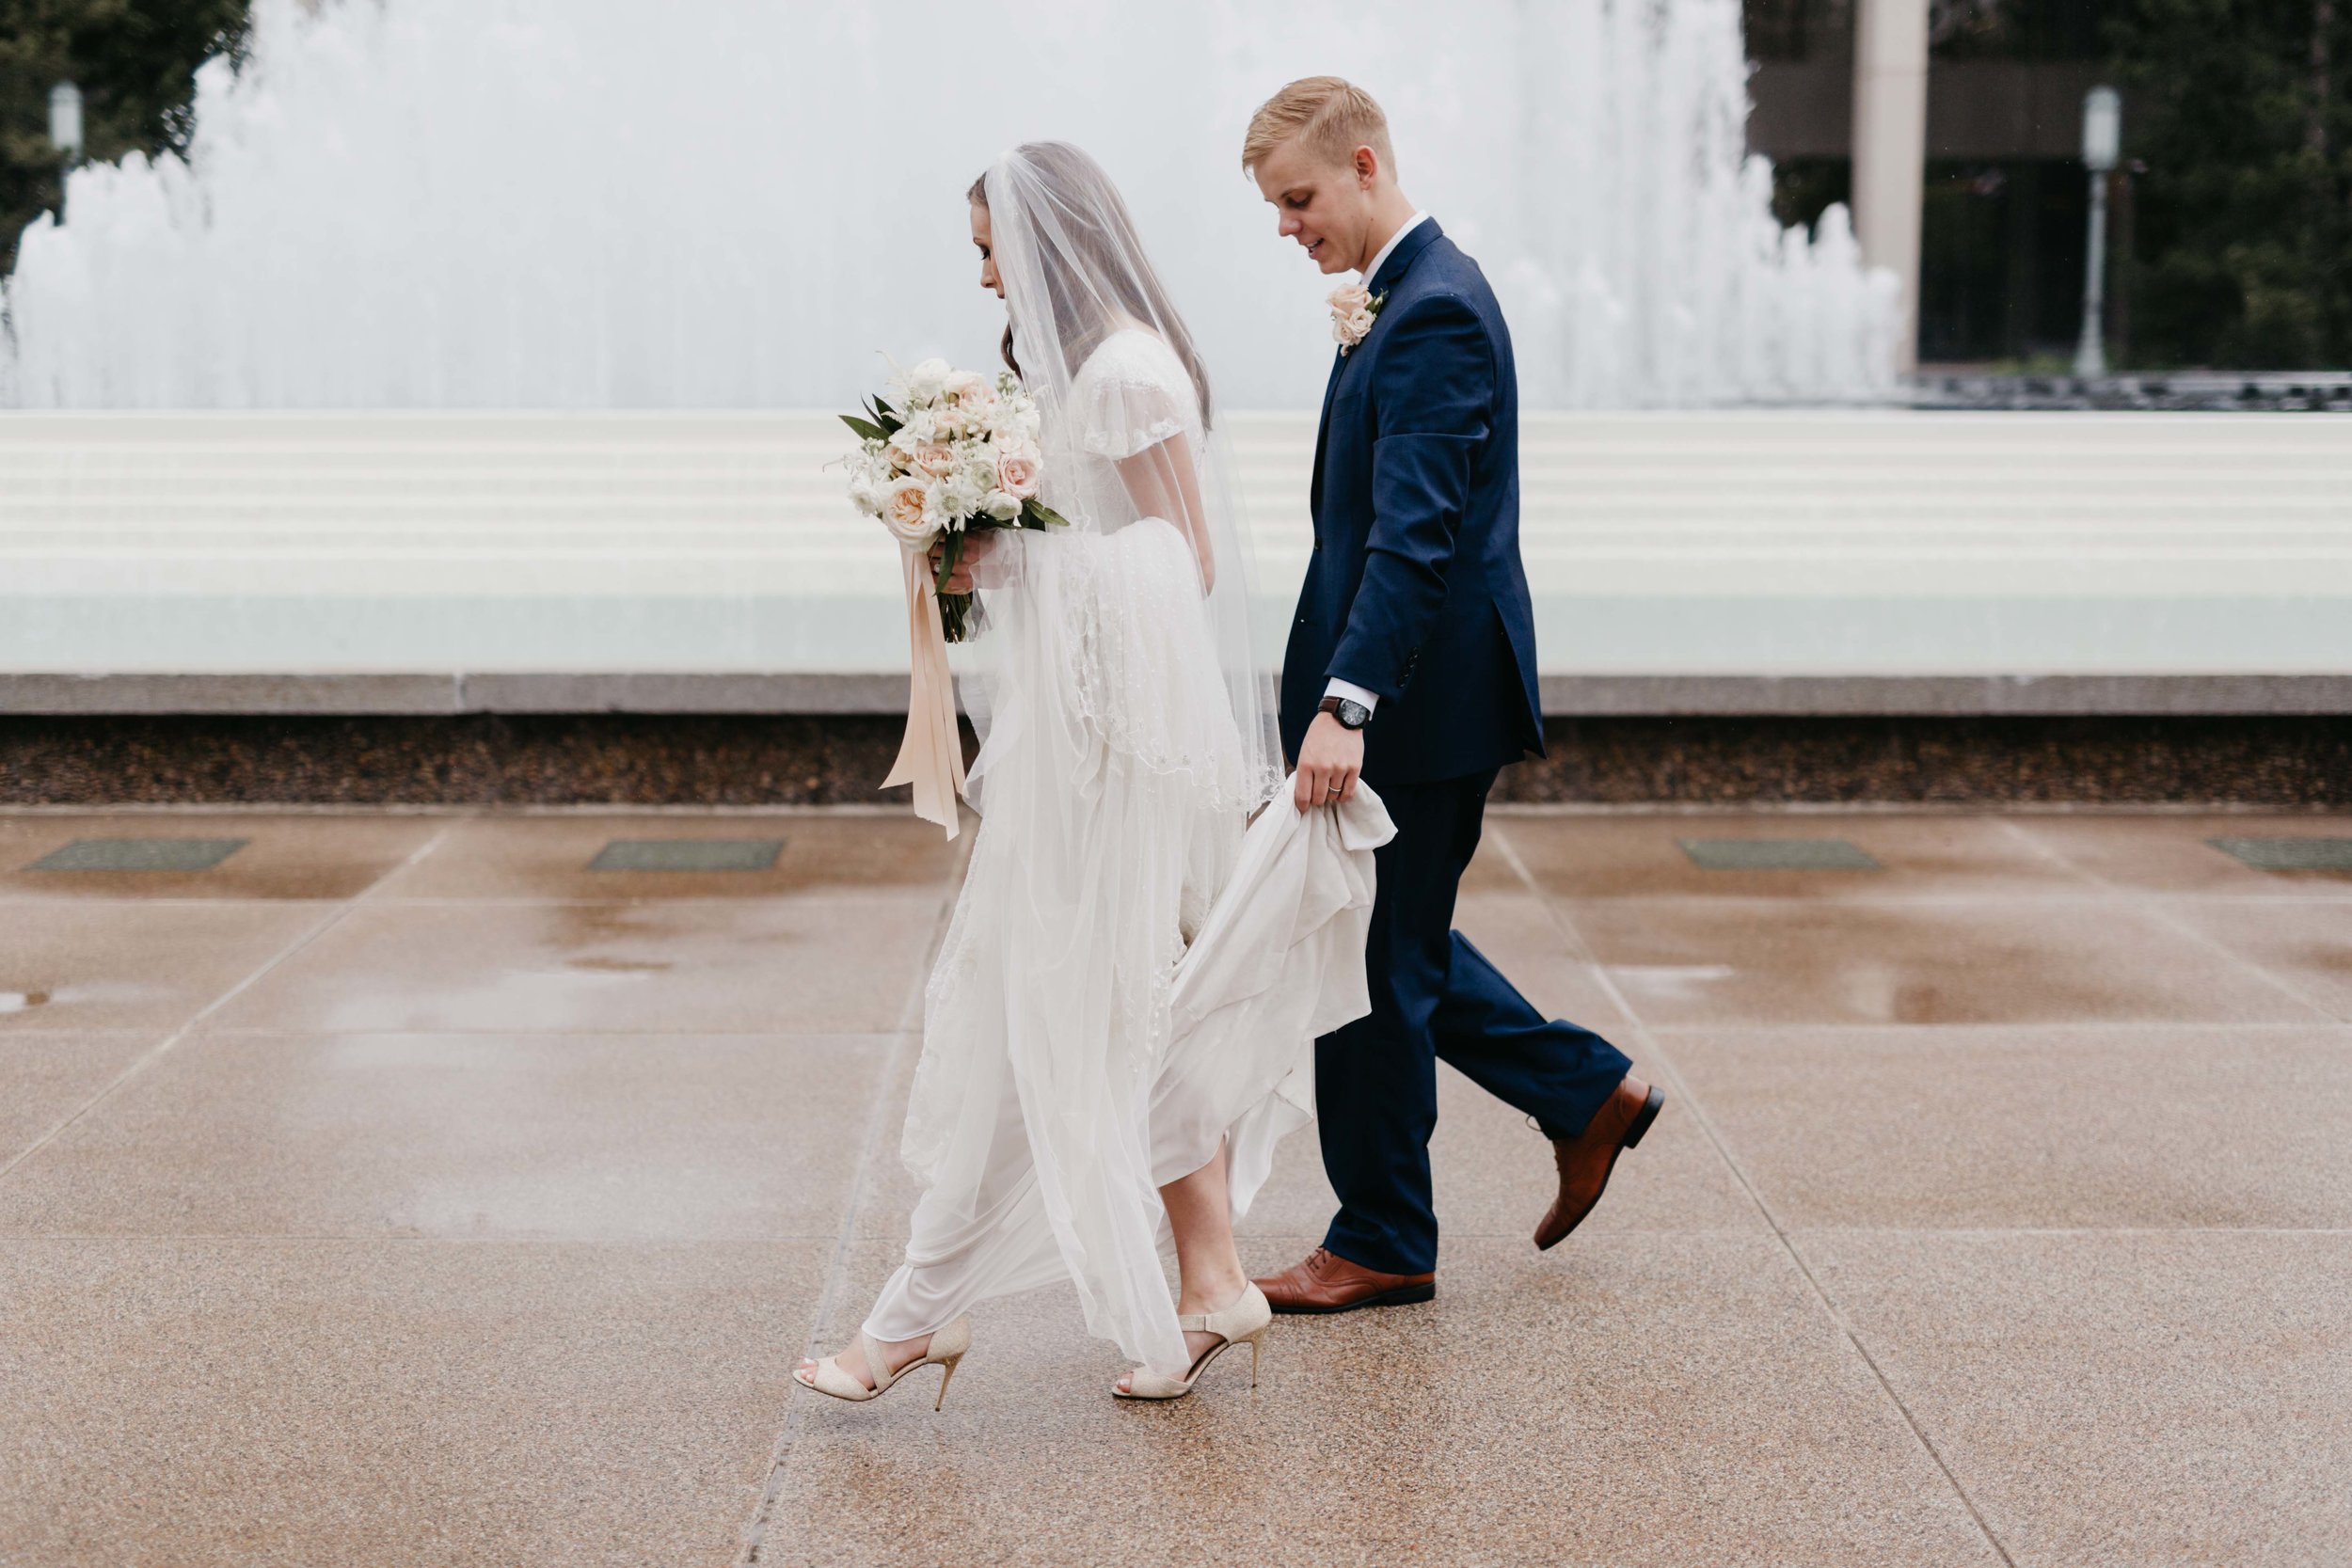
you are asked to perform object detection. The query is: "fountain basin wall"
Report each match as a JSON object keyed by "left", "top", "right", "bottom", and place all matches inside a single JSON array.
[{"left": 4, "top": 409, "right": 2349, "bottom": 704}]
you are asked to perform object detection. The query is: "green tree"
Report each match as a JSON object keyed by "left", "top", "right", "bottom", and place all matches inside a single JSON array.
[
  {"left": 2111, "top": 0, "right": 2352, "bottom": 366},
  {"left": 1, "top": 0, "right": 248, "bottom": 272}
]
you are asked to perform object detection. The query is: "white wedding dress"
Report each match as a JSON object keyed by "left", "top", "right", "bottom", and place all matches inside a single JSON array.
[{"left": 862, "top": 324, "right": 1382, "bottom": 1376}]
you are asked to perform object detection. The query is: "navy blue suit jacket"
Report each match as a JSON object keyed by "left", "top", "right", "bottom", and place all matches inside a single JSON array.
[{"left": 1279, "top": 219, "right": 1545, "bottom": 786}]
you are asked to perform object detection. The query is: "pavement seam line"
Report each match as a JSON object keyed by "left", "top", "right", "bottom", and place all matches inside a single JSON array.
[
  {"left": 735, "top": 874, "right": 955, "bottom": 1566},
  {"left": 1990, "top": 818, "right": 2345, "bottom": 1022},
  {"left": 0, "top": 825, "right": 453, "bottom": 1190},
  {"left": 1487, "top": 820, "right": 2021, "bottom": 1568}
]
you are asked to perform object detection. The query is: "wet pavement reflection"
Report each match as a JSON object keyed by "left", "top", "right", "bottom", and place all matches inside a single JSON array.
[{"left": 1, "top": 805, "right": 2345, "bottom": 1566}]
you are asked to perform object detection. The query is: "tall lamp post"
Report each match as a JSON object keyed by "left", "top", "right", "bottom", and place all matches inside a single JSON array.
[
  {"left": 2073, "top": 86, "right": 2122, "bottom": 381},
  {"left": 48, "top": 81, "right": 85, "bottom": 219}
]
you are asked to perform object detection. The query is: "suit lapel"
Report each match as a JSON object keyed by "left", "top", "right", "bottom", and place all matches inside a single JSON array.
[
  {"left": 1306, "top": 220, "right": 1447, "bottom": 528},
  {"left": 1309, "top": 349, "right": 1346, "bottom": 521}
]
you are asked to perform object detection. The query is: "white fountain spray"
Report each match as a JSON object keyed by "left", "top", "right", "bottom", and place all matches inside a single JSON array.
[{"left": 1, "top": 0, "right": 1898, "bottom": 409}]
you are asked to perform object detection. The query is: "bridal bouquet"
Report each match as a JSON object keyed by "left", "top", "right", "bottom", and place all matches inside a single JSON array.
[
  {"left": 842, "top": 358, "right": 1066, "bottom": 841},
  {"left": 842, "top": 359, "right": 1066, "bottom": 643}
]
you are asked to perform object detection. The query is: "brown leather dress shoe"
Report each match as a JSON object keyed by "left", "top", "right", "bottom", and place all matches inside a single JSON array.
[
  {"left": 1534, "top": 1073, "right": 1665, "bottom": 1251},
  {"left": 1252, "top": 1246, "right": 1436, "bottom": 1315}
]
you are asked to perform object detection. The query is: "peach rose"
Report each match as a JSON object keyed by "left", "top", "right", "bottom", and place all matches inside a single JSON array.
[
  {"left": 1327, "top": 281, "right": 1372, "bottom": 316},
  {"left": 882, "top": 478, "right": 936, "bottom": 546},
  {"left": 913, "top": 442, "right": 958, "bottom": 479},
  {"left": 996, "top": 445, "right": 1041, "bottom": 500}
]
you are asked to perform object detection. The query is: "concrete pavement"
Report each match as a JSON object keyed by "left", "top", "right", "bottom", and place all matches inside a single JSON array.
[{"left": 2, "top": 805, "right": 2347, "bottom": 1566}]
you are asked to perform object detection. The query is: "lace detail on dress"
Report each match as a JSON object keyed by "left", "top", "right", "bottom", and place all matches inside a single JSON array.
[
  {"left": 1073, "top": 329, "right": 1198, "bottom": 461},
  {"left": 1009, "top": 523, "right": 1256, "bottom": 816}
]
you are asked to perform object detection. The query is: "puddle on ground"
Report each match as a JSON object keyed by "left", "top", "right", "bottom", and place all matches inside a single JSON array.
[
  {"left": 566, "top": 958, "right": 672, "bottom": 974},
  {"left": 0, "top": 990, "right": 51, "bottom": 1011}
]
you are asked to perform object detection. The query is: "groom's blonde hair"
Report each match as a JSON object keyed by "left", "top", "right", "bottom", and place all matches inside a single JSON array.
[{"left": 1241, "top": 76, "right": 1392, "bottom": 177}]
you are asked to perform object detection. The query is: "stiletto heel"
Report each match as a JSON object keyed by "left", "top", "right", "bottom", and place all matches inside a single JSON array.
[
  {"left": 796, "top": 1314, "right": 973, "bottom": 1409},
  {"left": 1114, "top": 1283, "right": 1272, "bottom": 1402}
]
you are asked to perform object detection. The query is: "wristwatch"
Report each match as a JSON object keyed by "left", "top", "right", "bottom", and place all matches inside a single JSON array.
[{"left": 1316, "top": 694, "right": 1371, "bottom": 731}]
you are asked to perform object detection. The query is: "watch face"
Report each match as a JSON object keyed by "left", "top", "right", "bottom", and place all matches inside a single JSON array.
[{"left": 1338, "top": 699, "right": 1370, "bottom": 730}]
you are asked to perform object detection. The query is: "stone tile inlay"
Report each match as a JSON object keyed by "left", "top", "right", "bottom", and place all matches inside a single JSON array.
[
  {"left": 1677, "top": 837, "right": 1883, "bottom": 871},
  {"left": 585, "top": 837, "right": 785, "bottom": 873},
  {"left": 2207, "top": 834, "right": 2352, "bottom": 872},
  {"left": 27, "top": 836, "right": 247, "bottom": 873}
]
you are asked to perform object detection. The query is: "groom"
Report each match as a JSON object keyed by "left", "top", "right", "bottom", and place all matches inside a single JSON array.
[{"left": 1245, "top": 78, "right": 1664, "bottom": 1313}]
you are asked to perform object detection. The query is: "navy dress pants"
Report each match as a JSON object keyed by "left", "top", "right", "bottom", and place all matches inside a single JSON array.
[{"left": 1317, "top": 768, "right": 1632, "bottom": 1277}]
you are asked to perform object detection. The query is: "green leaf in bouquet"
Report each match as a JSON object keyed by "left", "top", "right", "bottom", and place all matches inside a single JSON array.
[
  {"left": 1023, "top": 498, "right": 1073, "bottom": 531},
  {"left": 839, "top": 414, "right": 888, "bottom": 442},
  {"left": 933, "top": 529, "right": 965, "bottom": 596}
]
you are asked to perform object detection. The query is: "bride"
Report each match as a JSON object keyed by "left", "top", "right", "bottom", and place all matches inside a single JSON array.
[{"left": 796, "top": 142, "right": 1318, "bottom": 1403}]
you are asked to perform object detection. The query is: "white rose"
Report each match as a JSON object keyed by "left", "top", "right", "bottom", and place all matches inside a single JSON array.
[
  {"left": 903, "top": 358, "right": 952, "bottom": 403},
  {"left": 982, "top": 489, "right": 1023, "bottom": 522},
  {"left": 943, "top": 370, "right": 986, "bottom": 404}
]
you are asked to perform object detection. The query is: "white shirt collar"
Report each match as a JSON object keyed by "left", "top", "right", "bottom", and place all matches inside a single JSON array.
[{"left": 1359, "top": 210, "right": 1432, "bottom": 284}]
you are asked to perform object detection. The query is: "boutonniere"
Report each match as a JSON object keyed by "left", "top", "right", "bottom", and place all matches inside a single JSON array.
[{"left": 1329, "top": 282, "right": 1387, "bottom": 356}]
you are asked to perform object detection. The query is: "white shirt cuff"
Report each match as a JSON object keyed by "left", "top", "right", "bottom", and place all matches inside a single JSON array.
[{"left": 1323, "top": 677, "right": 1379, "bottom": 716}]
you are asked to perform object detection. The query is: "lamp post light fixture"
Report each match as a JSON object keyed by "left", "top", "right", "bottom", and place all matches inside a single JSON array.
[
  {"left": 49, "top": 81, "right": 85, "bottom": 164},
  {"left": 48, "top": 81, "right": 85, "bottom": 221},
  {"left": 2073, "top": 85, "right": 2122, "bottom": 382}
]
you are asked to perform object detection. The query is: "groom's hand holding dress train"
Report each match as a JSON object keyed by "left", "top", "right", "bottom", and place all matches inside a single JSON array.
[{"left": 1245, "top": 78, "right": 1665, "bottom": 1314}]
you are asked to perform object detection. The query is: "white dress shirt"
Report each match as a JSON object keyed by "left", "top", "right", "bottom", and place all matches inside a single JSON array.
[{"left": 1323, "top": 210, "right": 1433, "bottom": 720}]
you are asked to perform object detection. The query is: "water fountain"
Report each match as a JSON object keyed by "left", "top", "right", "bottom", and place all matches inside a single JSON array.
[
  {"left": 0, "top": 1, "right": 2336, "bottom": 784},
  {"left": 1, "top": 0, "right": 1899, "bottom": 409}
]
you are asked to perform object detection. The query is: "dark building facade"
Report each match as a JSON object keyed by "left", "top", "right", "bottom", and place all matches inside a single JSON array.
[{"left": 1747, "top": 0, "right": 2123, "bottom": 367}]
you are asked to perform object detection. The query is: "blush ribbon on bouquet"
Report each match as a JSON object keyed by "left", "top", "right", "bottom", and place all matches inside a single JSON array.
[{"left": 882, "top": 542, "right": 967, "bottom": 840}]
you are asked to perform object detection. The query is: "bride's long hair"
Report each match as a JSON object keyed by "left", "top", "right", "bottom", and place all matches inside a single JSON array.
[{"left": 966, "top": 143, "right": 1214, "bottom": 426}]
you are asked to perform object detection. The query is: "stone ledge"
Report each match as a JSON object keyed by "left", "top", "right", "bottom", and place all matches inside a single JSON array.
[
  {"left": 2, "top": 713, "right": 2344, "bottom": 807},
  {"left": 7, "top": 672, "right": 2351, "bottom": 717},
  {"left": 1534, "top": 674, "right": 2352, "bottom": 716}
]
